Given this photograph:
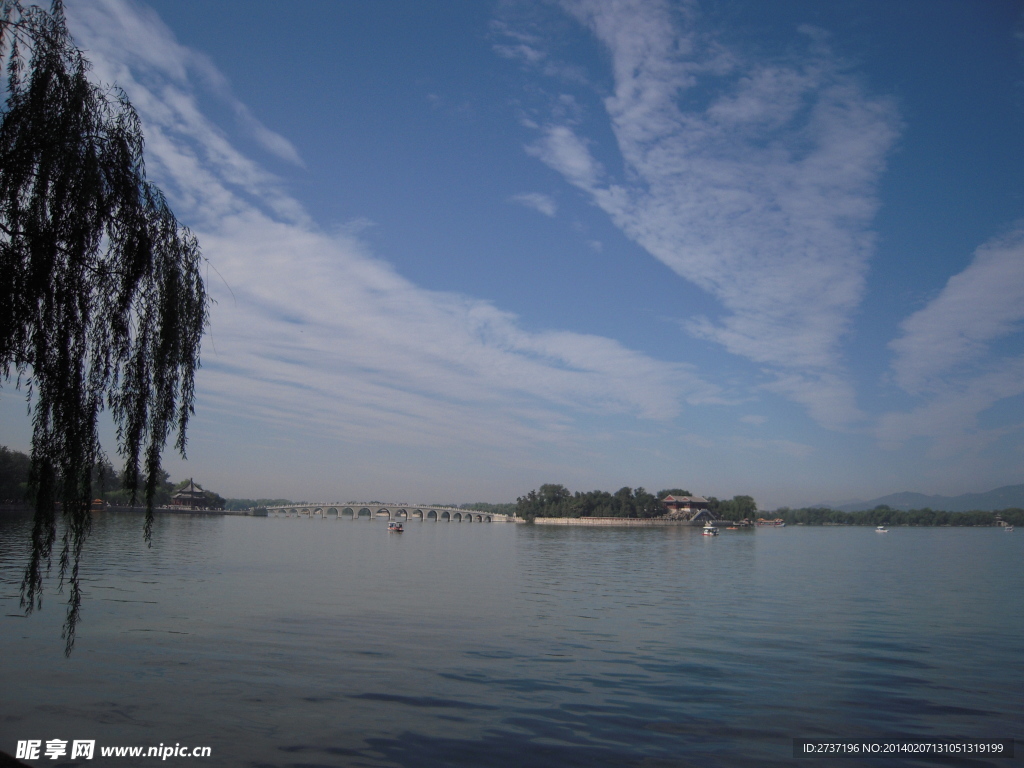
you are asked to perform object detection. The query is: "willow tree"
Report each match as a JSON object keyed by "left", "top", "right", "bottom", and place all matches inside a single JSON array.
[{"left": 0, "top": 0, "right": 208, "bottom": 653}]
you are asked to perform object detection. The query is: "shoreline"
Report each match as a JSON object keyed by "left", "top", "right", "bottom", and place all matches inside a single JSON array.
[
  {"left": 0, "top": 503, "right": 257, "bottom": 516},
  {"left": 526, "top": 516, "right": 743, "bottom": 527},
  {"left": 0, "top": 504, "right": 1016, "bottom": 527}
]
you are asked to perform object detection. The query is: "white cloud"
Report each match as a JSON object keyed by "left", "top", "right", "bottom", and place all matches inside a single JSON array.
[
  {"left": 490, "top": 19, "right": 548, "bottom": 65},
  {"left": 889, "top": 226, "right": 1024, "bottom": 394},
  {"left": 876, "top": 357, "right": 1024, "bottom": 456},
  {"left": 67, "top": 0, "right": 304, "bottom": 168},
  {"left": 528, "top": 125, "right": 604, "bottom": 189},
  {"left": 879, "top": 227, "right": 1024, "bottom": 452},
  {"left": 63, "top": 0, "right": 720, "bottom": 461},
  {"left": 762, "top": 371, "right": 862, "bottom": 431},
  {"left": 517, "top": 0, "right": 900, "bottom": 427},
  {"left": 509, "top": 192, "right": 558, "bottom": 217}
]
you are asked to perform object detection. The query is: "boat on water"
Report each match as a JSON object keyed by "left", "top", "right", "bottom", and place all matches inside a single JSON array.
[
  {"left": 387, "top": 521, "right": 404, "bottom": 533},
  {"left": 1005, "top": 526, "right": 1014, "bottom": 532},
  {"left": 875, "top": 525, "right": 889, "bottom": 533},
  {"left": 702, "top": 523, "right": 719, "bottom": 536}
]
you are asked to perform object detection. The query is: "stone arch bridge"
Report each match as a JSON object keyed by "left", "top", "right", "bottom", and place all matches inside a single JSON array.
[{"left": 263, "top": 503, "right": 516, "bottom": 523}]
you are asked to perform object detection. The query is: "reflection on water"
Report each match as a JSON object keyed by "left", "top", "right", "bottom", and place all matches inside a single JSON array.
[{"left": 1, "top": 511, "right": 1021, "bottom": 766}]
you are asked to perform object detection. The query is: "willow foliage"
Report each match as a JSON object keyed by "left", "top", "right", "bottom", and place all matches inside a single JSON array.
[{"left": 0, "top": 1, "right": 208, "bottom": 653}]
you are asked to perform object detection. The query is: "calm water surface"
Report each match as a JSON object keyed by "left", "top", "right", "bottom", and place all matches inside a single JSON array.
[{"left": 1, "top": 511, "right": 1021, "bottom": 767}]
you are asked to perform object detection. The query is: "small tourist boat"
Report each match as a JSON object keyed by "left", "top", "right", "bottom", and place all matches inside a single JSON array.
[
  {"left": 875, "top": 525, "right": 889, "bottom": 533},
  {"left": 1005, "top": 525, "right": 1014, "bottom": 532},
  {"left": 387, "top": 521, "right": 404, "bottom": 533},
  {"left": 702, "top": 523, "right": 719, "bottom": 536}
]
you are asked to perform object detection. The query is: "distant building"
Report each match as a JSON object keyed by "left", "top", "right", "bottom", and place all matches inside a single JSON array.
[
  {"left": 661, "top": 495, "right": 718, "bottom": 522},
  {"left": 171, "top": 479, "right": 221, "bottom": 509},
  {"left": 661, "top": 495, "right": 709, "bottom": 513}
]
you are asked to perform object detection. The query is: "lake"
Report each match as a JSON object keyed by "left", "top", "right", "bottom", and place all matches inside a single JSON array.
[{"left": 1, "top": 510, "right": 1021, "bottom": 766}]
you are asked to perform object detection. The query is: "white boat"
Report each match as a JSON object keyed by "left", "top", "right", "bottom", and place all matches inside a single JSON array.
[
  {"left": 1005, "top": 525, "right": 1014, "bottom": 532},
  {"left": 702, "top": 523, "right": 719, "bottom": 536},
  {"left": 875, "top": 525, "right": 889, "bottom": 533}
]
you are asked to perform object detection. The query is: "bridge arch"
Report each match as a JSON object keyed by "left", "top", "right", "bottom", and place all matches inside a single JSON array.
[{"left": 264, "top": 504, "right": 512, "bottom": 523}]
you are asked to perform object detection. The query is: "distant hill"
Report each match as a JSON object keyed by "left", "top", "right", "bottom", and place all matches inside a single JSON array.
[{"left": 833, "top": 484, "right": 1024, "bottom": 513}]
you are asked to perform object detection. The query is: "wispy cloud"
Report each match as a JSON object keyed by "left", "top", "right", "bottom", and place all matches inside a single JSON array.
[
  {"left": 506, "top": 0, "right": 901, "bottom": 427},
  {"left": 68, "top": 0, "right": 304, "bottom": 168},
  {"left": 889, "top": 226, "right": 1024, "bottom": 394},
  {"left": 66, "top": 1, "right": 307, "bottom": 228},
  {"left": 879, "top": 226, "right": 1024, "bottom": 453},
  {"left": 490, "top": 20, "right": 547, "bottom": 66},
  {"left": 65, "top": 0, "right": 719, "bottom": 461},
  {"left": 509, "top": 192, "right": 558, "bottom": 217},
  {"left": 876, "top": 358, "right": 1024, "bottom": 456}
]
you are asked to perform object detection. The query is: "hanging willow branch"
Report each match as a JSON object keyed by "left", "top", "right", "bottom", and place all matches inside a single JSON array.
[{"left": 0, "top": 0, "right": 208, "bottom": 654}]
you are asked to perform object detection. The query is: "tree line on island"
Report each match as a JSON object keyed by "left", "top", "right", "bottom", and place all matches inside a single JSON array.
[
  {"left": 514, "top": 483, "right": 757, "bottom": 521},
  {"left": 770, "top": 505, "right": 1024, "bottom": 527},
  {"left": 0, "top": 446, "right": 226, "bottom": 509},
  {"left": 511, "top": 481, "right": 1024, "bottom": 526},
  {"left": 5, "top": 447, "right": 1020, "bottom": 526},
  {"left": 1, "top": 445, "right": 517, "bottom": 514}
]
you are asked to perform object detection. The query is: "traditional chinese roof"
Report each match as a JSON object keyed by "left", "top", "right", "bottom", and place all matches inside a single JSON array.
[
  {"left": 662, "top": 495, "right": 709, "bottom": 504},
  {"left": 172, "top": 479, "right": 206, "bottom": 499}
]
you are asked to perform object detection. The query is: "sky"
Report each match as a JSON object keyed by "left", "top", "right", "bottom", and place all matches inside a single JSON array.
[{"left": 1, "top": 0, "right": 1023, "bottom": 509}]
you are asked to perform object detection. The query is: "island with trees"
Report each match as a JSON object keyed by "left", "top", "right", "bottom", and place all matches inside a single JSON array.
[
  {"left": 514, "top": 484, "right": 758, "bottom": 524},
  {"left": 0, "top": 445, "right": 229, "bottom": 512},
  {"left": 768, "top": 505, "right": 1023, "bottom": 528},
  {"left": 512, "top": 482, "right": 1024, "bottom": 528}
]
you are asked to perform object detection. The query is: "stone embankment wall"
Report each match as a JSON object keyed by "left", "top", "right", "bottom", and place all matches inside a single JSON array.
[{"left": 106, "top": 505, "right": 255, "bottom": 516}]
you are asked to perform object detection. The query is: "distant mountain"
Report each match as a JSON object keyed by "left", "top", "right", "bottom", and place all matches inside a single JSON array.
[{"left": 832, "top": 484, "right": 1024, "bottom": 513}]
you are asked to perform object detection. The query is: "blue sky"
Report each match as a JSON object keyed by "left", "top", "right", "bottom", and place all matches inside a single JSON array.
[{"left": 3, "top": 0, "right": 1023, "bottom": 508}]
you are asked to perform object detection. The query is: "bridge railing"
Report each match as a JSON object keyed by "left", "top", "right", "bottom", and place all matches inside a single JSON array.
[{"left": 259, "top": 504, "right": 516, "bottom": 523}]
